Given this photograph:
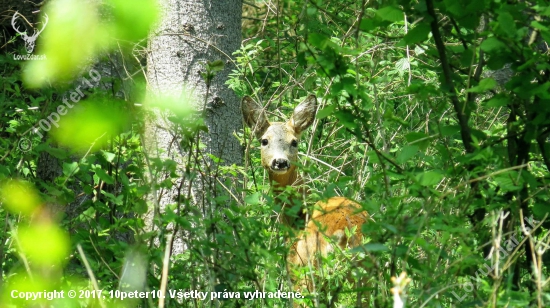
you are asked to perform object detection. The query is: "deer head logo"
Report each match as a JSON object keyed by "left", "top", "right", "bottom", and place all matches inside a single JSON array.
[{"left": 11, "top": 11, "right": 48, "bottom": 54}]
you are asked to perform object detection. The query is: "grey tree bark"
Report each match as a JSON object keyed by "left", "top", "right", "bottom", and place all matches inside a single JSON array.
[{"left": 145, "top": 0, "right": 243, "bottom": 255}]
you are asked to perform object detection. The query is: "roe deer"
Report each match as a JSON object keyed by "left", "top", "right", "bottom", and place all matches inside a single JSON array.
[{"left": 242, "top": 95, "right": 368, "bottom": 294}]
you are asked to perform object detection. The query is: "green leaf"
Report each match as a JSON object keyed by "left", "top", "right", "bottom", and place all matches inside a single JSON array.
[
  {"left": 485, "top": 96, "right": 510, "bottom": 108},
  {"left": 395, "top": 58, "right": 410, "bottom": 72},
  {"left": 207, "top": 60, "right": 225, "bottom": 73},
  {"left": 44, "top": 146, "right": 68, "bottom": 159},
  {"left": 52, "top": 101, "right": 130, "bottom": 153},
  {"left": 405, "top": 132, "right": 433, "bottom": 150},
  {"left": 439, "top": 125, "right": 460, "bottom": 137},
  {"left": 360, "top": 18, "right": 382, "bottom": 31},
  {"left": 23, "top": 0, "right": 109, "bottom": 87},
  {"left": 364, "top": 243, "right": 389, "bottom": 252},
  {"left": 396, "top": 145, "right": 419, "bottom": 164},
  {"left": 532, "top": 203, "right": 550, "bottom": 220},
  {"left": 383, "top": 109, "right": 408, "bottom": 125},
  {"left": 416, "top": 170, "right": 444, "bottom": 186},
  {"left": 532, "top": 81, "right": 550, "bottom": 99},
  {"left": 317, "top": 105, "right": 336, "bottom": 119},
  {"left": 471, "top": 129, "right": 487, "bottom": 141},
  {"left": 308, "top": 33, "right": 329, "bottom": 48},
  {"left": 467, "top": 78, "right": 497, "bottom": 93},
  {"left": 18, "top": 224, "right": 70, "bottom": 266},
  {"left": 400, "top": 23, "right": 431, "bottom": 45},
  {"left": 480, "top": 37, "right": 506, "bottom": 53},
  {"left": 102, "top": 191, "right": 124, "bottom": 205},
  {"left": 493, "top": 172, "right": 522, "bottom": 191},
  {"left": 460, "top": 48, "right": 474, "bottom": 67},
  {"left": 376, "top": 6, "right": 403, "bottom": 22},
  {"left": 63, "top": 162, "right": 79, "bottom": 176},
  {"left": 382, "top": 224, "right": 398, "bottom": 234},
  {"left": 102, "top": 151, "right": 116, "bottom": 162},
  {"left": 335, "top": 110, "right": 357, "bottom": 129},
  {"left": 0, "top": 180, "right": 40, "bottom": 216},
  {"left": 540, "top": 30, "right": 550, "bottom": 46},
  {"left": 497, "top": 12, "right": 516, "bottom": 37},
  {"left": 108, "top": 0, "right": 158, "bottom": 41},
  {"left": 351, "top": 243, "right": 389, "bottom": 253},
  {"left": 307, "top": 6, "right": 317, "bottom": 15},
  {"left": 405, "top": 132, "right": 429, "bottom": 143},
  {"left": 244, "top": 192, "right": 261, "bottom": 205},
  {"left": 94, "top": 167, "right": 114, "bottom": 184},
  {"left": 531, "top": 21, "right": 548, "bottom": 31}
]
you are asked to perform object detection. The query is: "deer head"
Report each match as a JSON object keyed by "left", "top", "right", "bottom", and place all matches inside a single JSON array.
[
  {"left": 12, "top": 11, "right": 49, "bottom": 54},
  {"left": 242, "top": 95, "right": 317, "bottom": 182}
]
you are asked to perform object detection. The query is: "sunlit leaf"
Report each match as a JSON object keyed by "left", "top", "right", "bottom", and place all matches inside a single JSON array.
[
  {"left": 107, "top": 0, "right": 158, "bottom": 41},
  {"left": 397, "top": 145, "right": 419, "bottom": 164},
  {"left": 399, "top": 23, "right": 431, "bottom": 45},
  {"left": 485, "top": 96, "right": 509, "bottom": 107},
  {"left": 62, "top": 162, "right": 79, "bottom": 176},
  {"left": 467, "top": 78, "right": 497, "bottom": 93},
  {"left": 0, "top": 180, "right": 40, "bottom": 216},
  {"left": 23, "top": 0, "right": 110, "bottom": 87},
  {"left": 439, "top": 125, "right": 460, "bottom": 137},
  {"left": 94, "top": 167, "right": 114, "bottom": 185},
  {"left": 351, "top": 243, "right": 389, "bottom": 253},
  {"left": 497, "top": 12, "right": 517, "bottom": 37},
  {"left": 376, "top": 6, "right": 403, "bottom": 22},
  {"left": 51, "top": 101, "right": 130, "bottom": 153},
  {"left": 18, "top": 223, "right": 70, "bottom": 266},
  {"left": 416, "top": 171, "right": 444, "bottom": 186},
  {"left": 317, "top": 105, "right": 336, "bottom": 119},
  {"left": 480, "top": 37, "right": 506, "bottom": 53},
  {"left": 245, "top": 192, "right": 261, "bottom": 206}
]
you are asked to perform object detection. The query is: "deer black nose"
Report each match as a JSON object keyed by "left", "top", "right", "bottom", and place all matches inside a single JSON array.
[{"left": 272, "top": 158, "right": 289, "bottom": 170}]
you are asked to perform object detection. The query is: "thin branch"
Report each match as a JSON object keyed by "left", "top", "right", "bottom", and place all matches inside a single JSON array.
[
  {"left": 77, "top": 244, "right": 107, "bottom": 308},
  {"left": 426, "top": 0, "right": 474, "bottom": 154}
]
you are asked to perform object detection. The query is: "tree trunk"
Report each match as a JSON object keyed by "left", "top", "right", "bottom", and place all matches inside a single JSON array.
[{"left": 145, "top": 0, "right": 242, "bottom": 255}]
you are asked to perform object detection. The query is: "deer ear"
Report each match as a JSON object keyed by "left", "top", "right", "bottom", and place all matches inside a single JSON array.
[
  {"left": 290, "top": 95, "right": 317, "bottom": 135},
  {"left": 242, "top": 96, "right": 270, "bottom": 139}
]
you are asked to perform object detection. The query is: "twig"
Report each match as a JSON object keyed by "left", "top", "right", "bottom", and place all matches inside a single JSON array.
[
  {"left": 77, "top": 244, "right": 107, "bottom": 308},
  {"left": 426, "top": 0, "right": 474, "bottom": 154},
  {"left": 439, "top": 163, "right": 529, "bottom": 199},
  {"left": 159, "top": 234, "right": 173, "bottom": 308}
]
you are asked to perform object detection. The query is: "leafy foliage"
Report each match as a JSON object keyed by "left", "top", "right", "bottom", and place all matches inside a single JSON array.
[
  {"left": 0, "top": 0, "right": 549, "bottom": 307},
  {"left": 235, "top": 0, "right": 550, "bottom": 306}
]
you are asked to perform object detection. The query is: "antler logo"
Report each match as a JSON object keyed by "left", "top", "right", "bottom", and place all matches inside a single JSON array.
[{"left": 11, "top": 11, "right": 48, "bottom": 54}]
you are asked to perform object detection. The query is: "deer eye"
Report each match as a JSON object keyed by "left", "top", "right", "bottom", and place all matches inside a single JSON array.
[
  {"left": 261, "top": 139, "right": 268, "bottom": 146},
  {"left": 290, "top": 139, "right": 298, "bottom": 147}
]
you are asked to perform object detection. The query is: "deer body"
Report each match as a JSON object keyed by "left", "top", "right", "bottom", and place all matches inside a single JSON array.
[{"left": 242, "top": 95, "right": 368, "bottom": 292}]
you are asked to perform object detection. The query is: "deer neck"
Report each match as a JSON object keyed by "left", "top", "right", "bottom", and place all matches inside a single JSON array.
[
  {"left": 268, "top": 166, "right": 307, "bottom": 228},
  {"left": 269, "top": 166, "right": 300, "bottom": 191}
]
